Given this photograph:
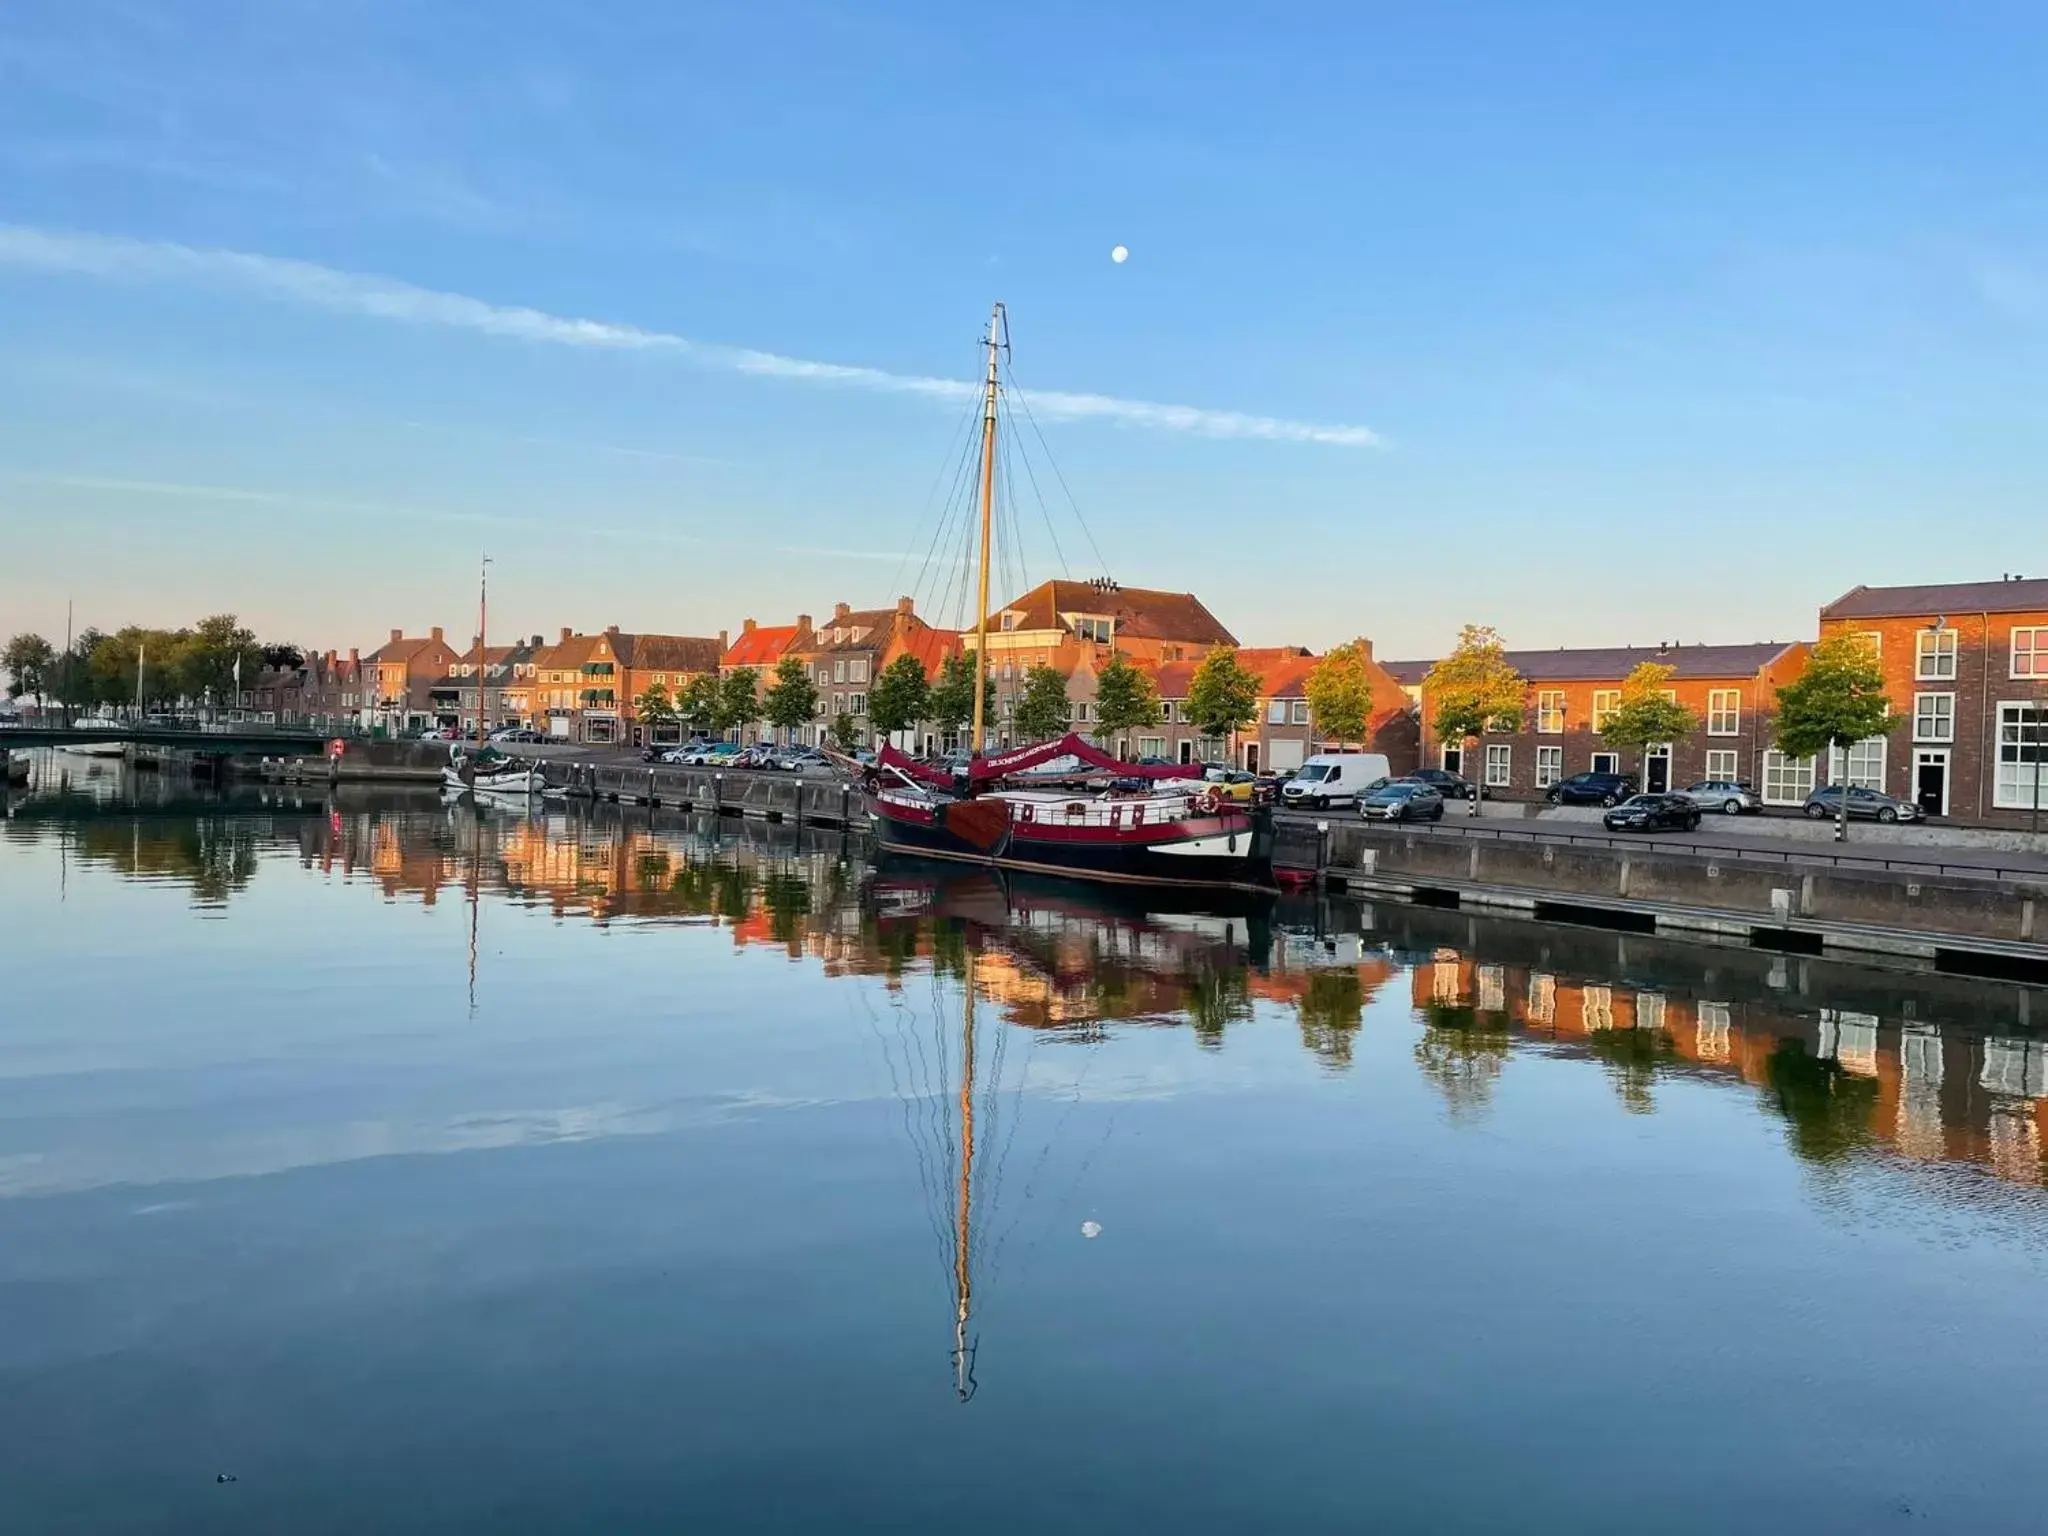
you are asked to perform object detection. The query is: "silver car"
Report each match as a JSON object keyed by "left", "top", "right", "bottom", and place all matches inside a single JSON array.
[
  {"left": 1679, "top": 779, "right": 1762, "bottom": 814},
  {"left": 1803, "top": 784, "right": 1921, "bottom": 823}
]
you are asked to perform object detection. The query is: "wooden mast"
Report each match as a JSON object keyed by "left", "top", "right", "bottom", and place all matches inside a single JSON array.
[
  {"left": 969, "top": 303, "right": 1005, "bottom": 756},
  {"left": 952, "top": 944, "right": 978, "bottom": 1402},
  {"left": 475, "top": 554, "right": 491, "bottom": 750}
]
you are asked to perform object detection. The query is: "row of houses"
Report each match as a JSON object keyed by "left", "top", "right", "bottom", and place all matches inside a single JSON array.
[{"left": 246, "top": 572, "right": 2047, "bottom": 829}]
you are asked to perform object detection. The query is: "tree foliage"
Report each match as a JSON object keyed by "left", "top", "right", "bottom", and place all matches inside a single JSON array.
[
  {"left": 762, "top": 656, "right": 820, "bottom": 736},
  {"left": 1424, "top": 625, "right": 1527, "bottom": 747},
  {"left": 1185, "top": 648, "right": 1261, "bottom": 741},
  {"left": 1011, "top": 664, "right": 1072, "bottom": 742},
  {"left": 715, "top": 667, "right": 760, "bottom": 734},
  {"left": 927, "top": 651, "right": 994, "bottom": 735},
  {"left": 633, "top": 680, "right": 677, "bottom": 727},
  {"left": 675, "top": 673, "right": 722, "bottom": 734},
  {"left": 3, "top": 633, "right": 56, "bottom": 705},
  {"left": 1773, "top": 634, "right": 1897, "bottom": 762},
  {"left": 1305, "top": 640, "right": 1374, "bottom": 745},
  {"left": 1091, "top": 651, "right": 1162, "bottom": 745},
  {"left": 868, "top": 653, "right": 931, "bottom": 740},
  {"left": 829, "top": 707, "right": 863, "bottom": 751},
  {"left": 1599, "top": 662, "right": 1699, "bottom": 771}
]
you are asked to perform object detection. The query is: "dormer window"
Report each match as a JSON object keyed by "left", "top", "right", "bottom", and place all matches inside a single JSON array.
[
  {"left": 1001, "top": 613, "right": 1018, "bottom": 631},
  {"left": 1072, "top": 617, "right": 1113, "bottom": 644}
]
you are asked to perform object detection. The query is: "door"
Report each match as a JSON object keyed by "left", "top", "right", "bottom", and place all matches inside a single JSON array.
[
  {"left": 1644, "top": 745, "right": 1671, "bottom": 794},
  {"left": 1914, "top": 749, "right": 1949, "bottom": 817},
  {"left": 1179, "top": 740, "right": 1194, "bottom": 765},
  {"left": 1243, "top": 743, "right": 1259, "bottom": 774},
  {"left": 1441, "top": 745, "right": 1462, "bottom": 776},
  {"left": 1269, "top": 738, "right": 1306, "bottom": 773}
]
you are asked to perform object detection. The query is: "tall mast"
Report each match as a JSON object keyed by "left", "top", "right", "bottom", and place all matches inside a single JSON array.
[
  {"left": 952, "top": 944, "right": 979, "bottom": 1402},
  {"left": 969, "top": 302, "right": 1005, "bottom": 756},
  {"left": 475, "top": 553, "right": 492, "bottom": 750}
]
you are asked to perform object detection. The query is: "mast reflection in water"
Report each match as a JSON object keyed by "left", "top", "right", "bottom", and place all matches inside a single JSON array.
[{"left": 5, "top": 780, "right": 2048, "bottom": 1532}]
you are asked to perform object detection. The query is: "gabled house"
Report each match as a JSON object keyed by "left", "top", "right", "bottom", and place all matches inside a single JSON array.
[
  {"left": 788, "top": 598, "right": 958, "bottom": 747},
  {"left": 365, "top": 627, "right": 462, "bottom": 735}
]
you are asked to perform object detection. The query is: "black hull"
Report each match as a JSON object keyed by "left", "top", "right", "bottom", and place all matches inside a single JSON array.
[{"left": 869, "top": 806, "right": 1274, "bottom": 891}]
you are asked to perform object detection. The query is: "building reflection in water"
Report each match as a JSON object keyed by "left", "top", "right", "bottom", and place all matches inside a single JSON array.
[{"left": 7, "top": 786, "right": 2045, "bottom": 1197}]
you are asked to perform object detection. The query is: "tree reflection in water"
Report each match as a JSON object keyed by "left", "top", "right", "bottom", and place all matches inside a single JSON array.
[
  {"left": 1765, "top": 1038, "right": 1881, "bottom": 1164},
  {"left": 1584, "top": 1026, "right": 1680, "bottom": 1115},
  {"left": 1413, "top": 1001, "right": 1513, "bottom": 1120}
]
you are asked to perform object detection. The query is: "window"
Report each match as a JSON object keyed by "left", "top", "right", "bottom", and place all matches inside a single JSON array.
[
  {"left": 1162, "top": 702, "right": 1177, "bottom": 723},
  {"left": 1582, "top": 986, "right": 1614, "bottom": 1031},
  {"left": 832, "top": 659, "right": 846, "bottom": 684},
  {"left": 2012, "top": 628, "right": 2047, "bottom": 679},
  {"left": 1073, "top": 617, "right": 1112, "bottom": 643},
  {"left": 849, "top": 692, "right": 866, "bottom": 716},
  {"left": 1761, "top": 749, "right": 1815, "bottom": 805},
  {"left": 1072, "top": 701, "right": 1091, "bottom": 723},
  {"left": 1268, "top": 699, "right": 1286, "bottom": 724},
  {"left": 1001, "top": 613, "right": 1017, "bottom": 631},
  {"left": 817, "top": 666, "right": 830, "bottom": 686},
  {"left": 833, "top": 693, "right": 846, "bottom": 715},
  {"left": 849, "top": 658, "right": 869, "bottom": 684},
  {"left": 1289, "top": 700, "right": 1310, "bottom": 725},
  {"left": 1917, "top": 629, "right": 1957, "bottom": 680},
  {"left": 1591, "top": 690, "right": 1620, "bottom": 731},
  {"left": 1591, "top": 751, "right": 1619, "bottom": 775},
  {"left": 1855, "top": 631, "right": 1882, "bottom": 658},
  {"left": 1535, "top": 745, "right": 1562, "bottom": 787},
  {"left": 1707, "top": 689, "right": 1740, "bottom": 736},
  {"left": 1138, "top": 736, "right": 1165, "bottom": 758},
  {"left": 1913, "top": 692, "right": 1954, "bottom": 743},
  {"left": 1994, "top": 703, "right": 2046, "bottom": 809},
  {"left": 1829, "top": 736, "right": 1886, "bottom": 790},
  {"left": 1535, "top": 691, "right": 1565, "bottom": 734},
  {"left": 1485, "top": 743, "right": 1511, "bottom": 787},
  {"left": 1704, "top": 748, "right": 1738, "bottom": 781}
]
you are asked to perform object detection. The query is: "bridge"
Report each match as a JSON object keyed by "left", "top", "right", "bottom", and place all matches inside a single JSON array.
[{"left": 0, "top": 723, "right": 332, "bottom": 756}]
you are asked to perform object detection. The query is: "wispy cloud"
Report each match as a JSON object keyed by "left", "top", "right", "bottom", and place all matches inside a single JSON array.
[{"left": 0, "top": 225, "right": 1385, "bottom": 447}]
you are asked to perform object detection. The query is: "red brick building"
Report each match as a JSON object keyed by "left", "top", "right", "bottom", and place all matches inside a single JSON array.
[{"left": 1816, "top": 577, "right": 2048, "bottom": 824}]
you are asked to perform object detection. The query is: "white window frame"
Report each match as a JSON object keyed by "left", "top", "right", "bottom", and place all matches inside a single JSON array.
[
  {"left": 1535, "top": 690, "right": 1565, "bottom": 734},
  {"left": 1829, "top": 736, "right": 1887, "bottom": 790},
  {"left": 1912, "top": 691, "right": 1954, "bottom": 743},
  {"left": 1590, "top": 690, "right": 1620, "bottom": 732},
  {"left": 1704, "top": 748, "right": 1739, "bottom": 781},
  {"left": 1590, "top": 751, "right": 1619, "bottom": 775},
  {"left": 2012, "top": 627, "right": 2047, "bottom": 680},
  {"left": 1913, "top": 747, "right": 1951, "bottom": 818},
  {"left": 1706, "top": 689, "right": 1740, "bottom": 736},
  {"left": 849, "top": 692, "right": 866, "bottom": 716},
  {"left": 1855, "top": 631, "right": 1883, "bottom": 658},
  {"left": 1484, "top": 743, "right": 1512, "bottom": 787},
  {"left": 1268, "top": 699, "right": 1286, "bottom": 724},
  {"left": 1916, "top": 629, "right": 1957, "bottom": 681},
  {"left": 1535, "top": 744, "right": 1563, "bottom": 787},
  {"left": 1994, "top": 702, "right": 2046, "bottom": 809},
  {"left": 1761, "top": 749, "right": 1815, "bottom": 805},
  {"left": 1289, "top": 700, "right": 1310, "bottom": 726},
  {"left": 849, "top": 658, "right": 870, "bottom": 684}
]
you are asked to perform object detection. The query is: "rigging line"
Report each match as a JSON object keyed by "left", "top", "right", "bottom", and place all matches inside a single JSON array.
[
  {"left": 998, "top": 417, "right": 1029, "bottom": 610},
  {"left": 921, "top": 423, "right": 978, "bottom": 631},
  {"left": 999, "top": 363, "right": 1073, "bottom": 581},
  {"left": 894, "top": 366, "right": 989, "bottom": 602},
  {"left": 1004, "top": 363, "right": 1113, "bottom": 579},
  {"left": 858, "top": 987, "right": 954, "bottom": 1264},
  {"left": 911, "top": 405, "right": 987, "bottom": 616},
  {"left": 930, "top": 466, "right": 980, "bottom": 638}
]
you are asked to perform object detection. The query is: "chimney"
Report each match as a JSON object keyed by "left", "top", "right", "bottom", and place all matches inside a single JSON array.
[
  {"left": 742, "top": 618, "right": 757, "bottom": 634},
  {"left": 390, "top": 628, "right": 403, "bottom": 644},
  {"left": 559, "top": 627, "right": 572, "bottom": 644},
  {"left": 430, "top": 626, "right": 444, "bottom": 645},
  {"left": 834, "top": 602, "right": 851, "bottom": 622},
  {"left": 605, "top": 624, "right": 620, "bottom": 636},
  {"left": 531, "top": 634, "right": 542, "bottom": 647},
  {"left": 797, "top": 614, "right": 812, "bottom": 633},
  {"left": 1357, "top": 637, "right": 1374, "bottom": 660},
  {"left": 717, "top": 629, "right": 729, "bottom": 654},
  {"left": 897, "top": 595, "right": 914, "bottom": 615},
  {"left": 348, "top": 647, "right": 359, "bottom": 665}
]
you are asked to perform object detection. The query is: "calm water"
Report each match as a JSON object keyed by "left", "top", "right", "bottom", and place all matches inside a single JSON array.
[{"left": 5, "top": 766, "right": 2048, "bottom": 1533}]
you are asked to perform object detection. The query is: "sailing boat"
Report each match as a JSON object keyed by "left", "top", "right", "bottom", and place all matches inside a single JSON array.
[
  {"left": 867, "top": 305, "right": 1274, "bottom": 890},
  {"left": 443, "top": 556, "right": 546, "bottom": 800}
]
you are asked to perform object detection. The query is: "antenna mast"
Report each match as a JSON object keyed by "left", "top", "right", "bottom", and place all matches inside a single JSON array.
[
  {"left": 475, "top": 553, "right": 492, "bottom": 750},
  {"left": 969, "top": 303, "right": 1006, "bottom": 756}
]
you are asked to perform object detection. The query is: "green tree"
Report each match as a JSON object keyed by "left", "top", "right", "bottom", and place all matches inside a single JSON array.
[
  {"left": 675, "top": 673, "right": 722, "bottom": 735},
  {"left": 1598, "top": 662, "right": 1699, "bottom": 785},
  {"left": 92, "top": 627, "right": 191, "bottom": 712},
  {"left": 1305, "top": 640, "right": 1374, "bottom": 746},
  {"left": 868, "top": 653, "right": 931, "bottom": 743},
  {"left": 1423, "top": 626, "right": 1527, "bottom": 809},
  {"left": 1092, "top": 651, "right": 1162, "bottom": 755},
  {"left": 716, "top": 667, "right": 760, "bottom": 736},
  {"left": 1772, "top": 634, "right": 1899, "bottom": 842},
  {"left": 2, "top": 633, "right": 56, "bottom": 709},
  {"left": 1185, "top": 647, "right": 1261, "bottom": 761},
  {"left": 634, "top": 680, "right": 677, "bottom": 732},
  {"left": 762, "top": 655, "right": 820, "bottom": 742},
  {"left": 927, "top": 651, "right": 994, "bottom": 745},
  {"left": 1010, "top": 664, "right": 1072, "bottom": 743},
  {"left": 1296, "top": 969, "right": 1366, "bottom": 1069},
  {"left": 178, "top": 614, "right": 261, "bottom": 708},
  {"left": 829, "top": 707, "right": 863, "bottom": 752}
]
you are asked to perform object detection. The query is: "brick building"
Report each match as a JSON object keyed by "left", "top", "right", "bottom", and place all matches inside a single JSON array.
[
  {"left": 248, "top": 648, "right": 369, "bottom": 729},
  {"left": 788, "top": 599, "right": 959, "bottom": 748},
  {"left": 365, "top": 627, "right": 462, "bottom": 735},
  {"left": 528, "top": 626, "right": 724, "bottom": 744},
  {"left": 1415, "top": 642, "right": 1805, "bottom": 801},
  {"left": 1815, "top": 577, "right": 2048, "bottom": 824}
]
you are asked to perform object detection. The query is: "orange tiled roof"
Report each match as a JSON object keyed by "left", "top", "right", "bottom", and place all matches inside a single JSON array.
[
  {"left": 723, "top": 624, "right": 801, "bottom": 669},
  {"left": 986, "top": 580, "right": 1239, "bottom": 646},
  {"left": 893, "top": 625, "right": 963, "bottom": 679}
]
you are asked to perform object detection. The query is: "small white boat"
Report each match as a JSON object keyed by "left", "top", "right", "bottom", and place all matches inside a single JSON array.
[{"left": 443, "top": 749, "right": 545, "bottom": 799}]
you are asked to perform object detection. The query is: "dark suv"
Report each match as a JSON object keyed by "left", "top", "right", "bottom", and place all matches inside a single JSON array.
[
  {"left": 1547, "top": 770, "right": 1638, "bottom": 807},
  {"left": 1406, "top": 767, "right": 1473, "bottom": 800}
]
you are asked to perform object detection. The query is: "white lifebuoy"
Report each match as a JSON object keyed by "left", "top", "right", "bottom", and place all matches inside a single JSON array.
[{"left": 1194, "top": 789, "right": 1221, "bottom": 815}]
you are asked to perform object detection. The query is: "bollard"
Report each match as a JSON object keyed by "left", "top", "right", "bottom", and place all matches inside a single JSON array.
[
  {"left": 713, "top": 772, "right": 723, "bottom": 813},
  {"left": 648, "top": 768, "right": 657, "bottom": 806}
]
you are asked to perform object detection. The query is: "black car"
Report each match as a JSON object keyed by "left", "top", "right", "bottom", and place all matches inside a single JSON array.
[
  {"left": 1548, "top": 770, "right": 1639, "bottom": 807},
  {"left": 1406, "top": 767, "right": 1472, "bottom": 800},
  {"left": 1602, "top": 793, "right": 1701, "bottom": 832}
]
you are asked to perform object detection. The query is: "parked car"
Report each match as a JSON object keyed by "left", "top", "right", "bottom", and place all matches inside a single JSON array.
[
  {"left": 677, "top": 742, "right": 739, "bottom": 766},
  {"left": 1279, "top": 752, "right": 1394, "bottom": 811},
  {"left": 1803, "top": 784, "right": 1921, "bottom": 823},
  {"left": 1205, "top": 769, "right": 1262, "bottom": 804},
  {"left": 1547, "top": 770, "right": 1639, "bottom": 807},
  {"left": 1405, "top": 767, "right": 1473, "bottom": 800},
  {"left": 733, "top": 745, "right": 778, "bottom": 769},
  {"left": 1679, "top": 779, "right": 1762, "bottom": 814},
  {"left": 773, "top": 746, "right": 827, "bottom": 772},
  {"left": 1134, "top": 755, "right": 1177, "bottom": 768},
  {"left": 1603, "top": 793, "right": 1702, "bottom": 832},
  {"left": 1359, "top": 781, "right": 1445, "bottom": 822}
]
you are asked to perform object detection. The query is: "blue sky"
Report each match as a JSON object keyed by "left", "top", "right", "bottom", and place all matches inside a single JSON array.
[{"left": 1, "top": 0, "right": 2044, "bottom": 659}]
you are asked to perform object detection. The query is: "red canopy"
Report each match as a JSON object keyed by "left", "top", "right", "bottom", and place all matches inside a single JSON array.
[{"left": 876, "top": 733, "right": 1199, "bottom": 792}]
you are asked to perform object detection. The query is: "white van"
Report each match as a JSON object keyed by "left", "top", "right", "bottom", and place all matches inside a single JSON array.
[{"left": 1278, "top": 752, "right": 1391, "bottom": 811}]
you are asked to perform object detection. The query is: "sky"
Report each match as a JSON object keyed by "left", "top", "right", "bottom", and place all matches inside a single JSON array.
[{"left": 0, "top": 0, "right": 2044, "bottom": 662}]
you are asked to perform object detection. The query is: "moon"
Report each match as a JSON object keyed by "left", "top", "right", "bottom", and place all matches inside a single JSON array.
[{"left": 1110, "top": 245, "right": 1128, "bottom": 264}]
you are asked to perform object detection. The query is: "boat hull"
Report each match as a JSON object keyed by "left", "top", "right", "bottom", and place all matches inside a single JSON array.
[
  {"left": 442, "top": 765, "right": 543, "bottom": 799},
  {"left": 870, "top": 800, "right": 1273, "bottom": 890}
]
